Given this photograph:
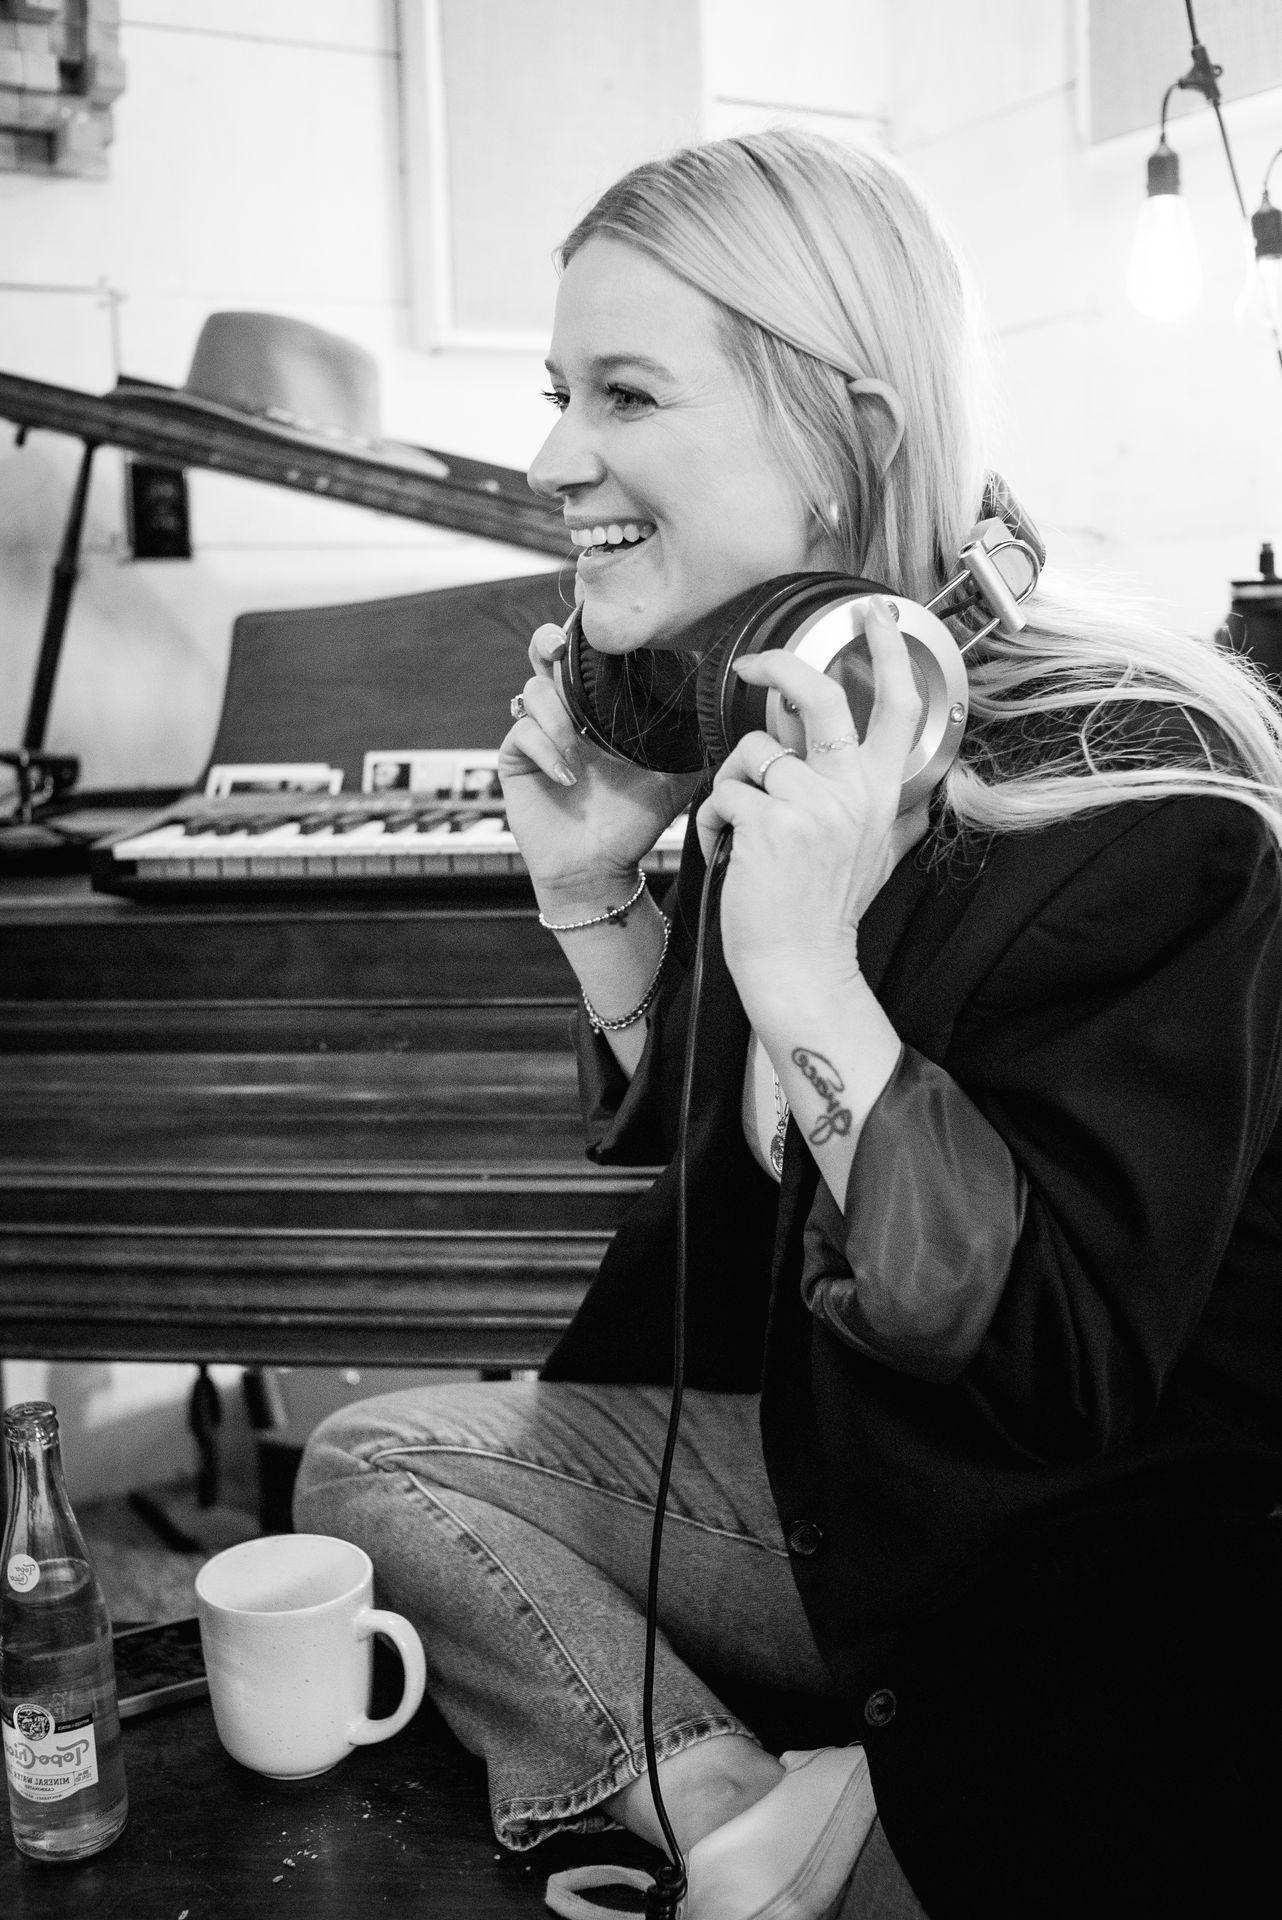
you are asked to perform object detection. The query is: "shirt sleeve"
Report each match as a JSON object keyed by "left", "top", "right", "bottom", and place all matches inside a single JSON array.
[
  {"left": 571, "top": 988, "right": 684, "bottom": 1166},
  {"left": 800, "top": 1046, "right": 1027, "bottom": 1381}
]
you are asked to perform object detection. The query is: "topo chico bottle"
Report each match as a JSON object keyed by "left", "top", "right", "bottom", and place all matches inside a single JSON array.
[{"left": 1, "top": 1401, "right": 128, "bottom": 1861}]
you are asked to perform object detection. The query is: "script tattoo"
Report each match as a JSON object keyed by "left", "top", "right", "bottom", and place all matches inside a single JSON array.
[{"left": 791, "top": 1047, "right": 853, "bottom": 1147}]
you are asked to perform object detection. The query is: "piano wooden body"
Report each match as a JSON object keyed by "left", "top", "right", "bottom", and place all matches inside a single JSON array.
[{"left": 0, "top": 572, "right": 664, "bottom": 1373}]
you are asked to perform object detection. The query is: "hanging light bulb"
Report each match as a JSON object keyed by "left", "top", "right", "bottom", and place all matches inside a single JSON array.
[
  {"left": 1128, "top": 138, "right": 1203, "bottom": 322},
  {"left": 1234, "top": 151, "right": 1282, "bottom": 358},
  {"left": 1251, "top": 186, "right": 1282, "bottom": 335}
]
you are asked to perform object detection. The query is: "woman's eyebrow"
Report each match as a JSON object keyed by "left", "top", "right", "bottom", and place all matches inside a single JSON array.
[{"left": 543, "top": 352, "right": 674, "bottom": 383}]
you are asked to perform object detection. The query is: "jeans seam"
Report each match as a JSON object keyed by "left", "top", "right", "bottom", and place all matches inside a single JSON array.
[
  {"left": 401, "top": 1468, "right": 637, "bottom": 1756},
  {"left": 369, "top": 1441, "right": 789, "bottom": 1558}
]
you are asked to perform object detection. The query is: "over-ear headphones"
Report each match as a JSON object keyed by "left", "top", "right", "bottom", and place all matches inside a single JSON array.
[{"left": 555, "top": 475, "right": 1046, "bottom": 812}]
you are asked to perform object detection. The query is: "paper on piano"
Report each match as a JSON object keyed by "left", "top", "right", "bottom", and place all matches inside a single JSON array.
[
  {"left": 363, "top": 749, "right": 500, "bottom": 799},
  {"left": 206, "top": 763, "right": 343, "bottom": 798}
]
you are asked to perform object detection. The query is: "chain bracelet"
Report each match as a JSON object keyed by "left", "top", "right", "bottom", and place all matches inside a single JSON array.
[{"left": 581, "top": 913, "right": 672, "bottom": 1034}]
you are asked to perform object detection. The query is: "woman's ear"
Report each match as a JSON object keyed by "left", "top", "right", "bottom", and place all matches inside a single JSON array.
[{"left": 847, "top": 377, "right": 906, "bottom": 474}]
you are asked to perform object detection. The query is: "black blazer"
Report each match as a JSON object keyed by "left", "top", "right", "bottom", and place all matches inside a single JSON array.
[{"left": 544, "top": 792, "right": 1282, "bottom": 1913}]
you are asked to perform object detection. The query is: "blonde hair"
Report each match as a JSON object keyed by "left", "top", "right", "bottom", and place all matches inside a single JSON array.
[{"left": 560, "top": 129, "right": 1282, "bottom": 846}]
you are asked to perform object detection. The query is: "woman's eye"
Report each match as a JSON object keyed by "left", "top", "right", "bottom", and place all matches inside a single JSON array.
[
  {"left": 540, "top": 384, "right": 652, "bottom": 417},
  {"left": 606, "top": 385, "right": 653, "bottom": 416}
]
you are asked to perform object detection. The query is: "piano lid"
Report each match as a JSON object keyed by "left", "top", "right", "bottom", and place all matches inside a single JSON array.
[
  {"left": 0, "top": 365, "right": 569, "bottom": 558},
  {"left": 203, "top": 572, "right": 570, "bottom": 788}
]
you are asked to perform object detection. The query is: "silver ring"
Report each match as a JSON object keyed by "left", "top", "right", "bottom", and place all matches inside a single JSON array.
[
  {"left": 509, "top": 693, "right": 528, "bottom": 720},
  {"left": 756, "top": 746, "right": 799, "bottom": 786},
  {"left": 809, "top": 731, "right": 859, "bottom": 755}
]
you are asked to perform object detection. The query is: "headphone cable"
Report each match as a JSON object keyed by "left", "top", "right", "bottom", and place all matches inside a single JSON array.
[{"left": 639, "top": 823, "right": 732, "bottom": 1919}]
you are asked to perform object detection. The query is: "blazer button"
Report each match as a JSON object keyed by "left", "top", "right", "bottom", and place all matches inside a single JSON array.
[
  {"left": 786, "top": 1520, "right": 824, "bottom": 1557},
  {"left": 864, "top": 1688, "right": 897, "bottom": 1730}
]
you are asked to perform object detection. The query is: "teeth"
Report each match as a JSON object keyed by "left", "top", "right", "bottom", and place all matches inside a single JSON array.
[{"left": 571, "top": 521, "right": 655, "bottom": 550}]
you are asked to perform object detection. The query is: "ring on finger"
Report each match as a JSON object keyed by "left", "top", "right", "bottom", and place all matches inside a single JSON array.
[
  {"left": 810, "top": 731, "right": 859, "bottom": 755},
  {"left": 509, "top": 693, "right": 529, "bottom": 721},
  {"left": 756, "top": 745, "right": 799, "bottom": 786}
]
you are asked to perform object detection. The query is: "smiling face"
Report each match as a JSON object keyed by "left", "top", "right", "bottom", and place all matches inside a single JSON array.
[{"left": 528, "top": 235, "right": 835, "bottom": 653}]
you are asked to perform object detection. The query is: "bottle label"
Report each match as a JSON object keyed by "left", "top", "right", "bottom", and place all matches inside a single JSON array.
[
  {"left": 5, "top": 1554, "right": 40, "bottom": 1593},
  {"left": 2, "top": 1704, "right": 99, "bottom": 1803}
]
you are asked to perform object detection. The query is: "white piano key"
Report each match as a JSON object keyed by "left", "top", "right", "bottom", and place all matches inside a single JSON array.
[
  {"left": 109, "top": 822, "right": 191, "bottom": 860},
  {"left": 326, "top": 821, "right": 389, "bottom": 851},
  {"left": 171, "top": 832, "right": 227, "bottom": 859},
  {"left": 237, "top": 821, "right": 305, "bottom": 853},
  {"left": 286, "top": 827, "right": 343, "bottom": 852}
]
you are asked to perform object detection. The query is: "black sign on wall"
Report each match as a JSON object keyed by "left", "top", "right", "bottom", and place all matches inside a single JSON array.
[{"left": 126, "top": 462, "right": 192, "bottom": 562}]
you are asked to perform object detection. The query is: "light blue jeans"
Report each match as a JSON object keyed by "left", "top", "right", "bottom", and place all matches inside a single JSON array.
[{"left": 292, "top": 1379, "right": 838, "bottom": 1851}]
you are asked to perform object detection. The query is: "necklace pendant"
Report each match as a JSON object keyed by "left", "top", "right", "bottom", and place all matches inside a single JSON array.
[{"left": 770, "top": 1116, "right": 788, "bottom": 1176}]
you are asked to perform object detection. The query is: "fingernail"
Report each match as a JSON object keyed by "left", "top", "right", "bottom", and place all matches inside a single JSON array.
[
  {"left": 547, "top": 635, "right": 568, "bottom": 659},
  {"left": 553, "top": 762, "right": 577, "bottom": 787},
  {"left": 872, "top": 595, "right": 900, "bottom": 622}
]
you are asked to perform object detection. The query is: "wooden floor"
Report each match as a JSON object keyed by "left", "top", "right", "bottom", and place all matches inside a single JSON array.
[{"left": 80, "top": 1484, "right": 258, "bottom": 1625}]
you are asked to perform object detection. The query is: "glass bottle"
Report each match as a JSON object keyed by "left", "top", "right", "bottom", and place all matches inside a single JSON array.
[{"left": 1, "top": 1401, "right": 128, "bottom": 1861}]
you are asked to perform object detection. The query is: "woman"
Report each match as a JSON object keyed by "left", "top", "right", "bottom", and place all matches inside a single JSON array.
[{"left": 295, "top": 131, "right": 1282, "bottom": 1919}]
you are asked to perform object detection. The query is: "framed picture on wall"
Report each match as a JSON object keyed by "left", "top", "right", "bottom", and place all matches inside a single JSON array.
[{"left": 396, "top": 0, "right": 702, "bottom": 351}]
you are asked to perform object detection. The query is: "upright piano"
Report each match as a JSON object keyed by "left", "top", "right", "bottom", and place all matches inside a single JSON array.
[{"left": 0, "top": 374, "right": 666, "bottom": 1377}]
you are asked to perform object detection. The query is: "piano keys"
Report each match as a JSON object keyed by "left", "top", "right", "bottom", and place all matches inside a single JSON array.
[{"left": 94, "top": 784, "right": 688, "bottom": 896}]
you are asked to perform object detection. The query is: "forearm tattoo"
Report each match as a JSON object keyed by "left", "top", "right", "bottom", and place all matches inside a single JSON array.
[{"left": 791, "top": 1046, "right": 853, "bottom": 1146}]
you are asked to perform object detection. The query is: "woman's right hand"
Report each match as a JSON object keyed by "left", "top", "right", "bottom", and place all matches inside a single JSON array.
[{"left": 499, "top": 620, "right": 699, "bottom": 915}]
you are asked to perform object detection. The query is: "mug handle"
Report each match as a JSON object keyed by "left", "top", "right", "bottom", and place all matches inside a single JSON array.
[{"left": 347, "top": 1606, "right": 427, "bottom": 1747}]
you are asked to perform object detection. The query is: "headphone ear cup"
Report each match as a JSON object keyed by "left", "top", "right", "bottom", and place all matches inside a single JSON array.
[
  {"left": 697, "top": 574, "right": 886, "bottom": 761},
  {"left": 692, "top": 580, "right": 804, "bottom": 763},
  {"left": 557, "top": 610, "right": 708, "bottom": 773}
]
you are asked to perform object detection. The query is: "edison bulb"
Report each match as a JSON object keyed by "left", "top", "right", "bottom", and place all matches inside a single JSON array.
[{"left": 1128, "top": 191, "right": 1203, "bottom": 322}]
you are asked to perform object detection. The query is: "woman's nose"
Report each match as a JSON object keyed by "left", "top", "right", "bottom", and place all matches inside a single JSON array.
[{"left": 527, "top": 411, "right": 606, "bottom": 499}]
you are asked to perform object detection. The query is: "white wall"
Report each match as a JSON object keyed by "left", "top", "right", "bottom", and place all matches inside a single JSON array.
[{"left": 889, "top": 0, "right": 1282, "bottom": 638}]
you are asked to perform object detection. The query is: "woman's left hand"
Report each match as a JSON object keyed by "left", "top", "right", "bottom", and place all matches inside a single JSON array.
[{"left": 695, "top": 595, "right": 925, "bottom": 1008}]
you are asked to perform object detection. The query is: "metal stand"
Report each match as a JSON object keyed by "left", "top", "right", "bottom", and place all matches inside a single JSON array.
[
  {"left": 22, "top": 438, "right": 97, "bottom": 755},
  {"left": 0, "top": 440, "right": 95, "bottom": 848}
]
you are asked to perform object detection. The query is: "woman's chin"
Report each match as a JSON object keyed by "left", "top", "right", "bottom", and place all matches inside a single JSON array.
[
  {"left": 579, "top": 595, "right": 705, "bottom": 656},
  {"left": 579, "top": 601, "right": 663, "bottom": 655}
]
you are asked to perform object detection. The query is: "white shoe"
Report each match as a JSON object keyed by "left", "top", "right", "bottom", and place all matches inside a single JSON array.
[{"left": 683, "top": 1745, "right": 876, "bottom": 1920}]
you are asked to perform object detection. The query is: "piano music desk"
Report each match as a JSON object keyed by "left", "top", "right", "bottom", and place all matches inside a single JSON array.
[{"left": 0, "top": 872, "right": 658, "bottom": 1373}]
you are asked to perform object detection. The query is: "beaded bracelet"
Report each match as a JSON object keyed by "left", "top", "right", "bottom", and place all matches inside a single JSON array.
[
  {"left": 538, "top": 870, "right": 647, "bottom": 933},
  {"left": 581, "top": 913, "right": 672, "bottom": 1034}
]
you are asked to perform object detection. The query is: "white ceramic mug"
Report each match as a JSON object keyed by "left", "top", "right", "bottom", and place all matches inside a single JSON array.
[{"left": 194, "top": 1533, "right": 426, "bottom": 1780}]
